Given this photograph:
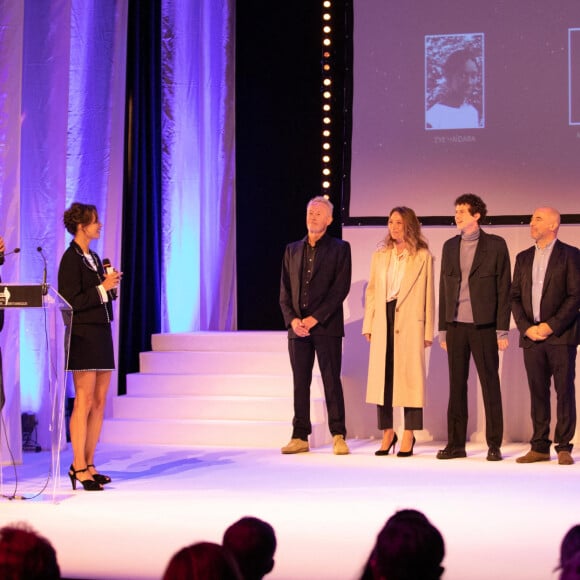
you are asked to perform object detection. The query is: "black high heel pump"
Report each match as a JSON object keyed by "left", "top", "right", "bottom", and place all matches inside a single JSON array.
[
  {"left": 397, "top": 436, "right": 416, "bottom": 457},
  {"left": 68, "top": 464, "right": 103, "bottom": 491},
  {"left": 88, "top": 464, "right": 112, "bottom": 485},
  {"left": 375, "top": 433, "right": 398, "bottom": 456}
]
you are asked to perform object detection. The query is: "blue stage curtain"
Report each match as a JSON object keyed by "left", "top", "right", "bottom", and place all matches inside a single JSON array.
[
  {"left": 159, "top": 0, "right": 237, "bottom": 333},
  {"left": 118, "top": 0, "right": 236, "bottom": 392},
  {"left": 0, "top": 0, "right": 127, "bottom": 457},
  {"left": 118, "top": 0, "right": 164, "bottom": 394}
]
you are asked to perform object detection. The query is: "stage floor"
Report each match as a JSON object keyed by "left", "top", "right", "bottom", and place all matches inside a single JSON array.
[{"left": 0, "top": 439, "right": 577, "bottom": 580}]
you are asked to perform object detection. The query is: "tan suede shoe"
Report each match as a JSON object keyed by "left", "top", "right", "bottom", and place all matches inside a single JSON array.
[
  {"left": 557, "top": 451, "right": 574, "bottom": 465},
  {"left": 333, "top": 434, "right": 350, "bottom": 455},
  {"left": 516, "top": 450, "right": 550, "bottom": 463},
  {"left": 281, "top": 438, "right": 309, "bottom": 454}
]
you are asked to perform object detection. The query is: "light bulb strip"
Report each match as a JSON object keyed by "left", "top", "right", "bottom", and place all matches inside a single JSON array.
[{"left": 321, "top": 1, "right": 334, "bottom": 193}]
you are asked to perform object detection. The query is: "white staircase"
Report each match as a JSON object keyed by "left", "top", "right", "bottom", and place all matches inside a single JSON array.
[{"left": 100, "top": 331, "right": 331, "bottom": 448}]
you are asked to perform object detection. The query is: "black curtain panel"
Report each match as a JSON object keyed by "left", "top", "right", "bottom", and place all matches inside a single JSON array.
[
  {"left": 235, "top": 2, "right": 344, "bottom": 330},
  {"left": 118, "top": 0, "right": 163, "bottom": 394}
]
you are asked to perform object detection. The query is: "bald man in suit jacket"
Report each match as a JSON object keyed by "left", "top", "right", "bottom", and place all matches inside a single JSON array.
[
  {"left": 279, "top": 196, "right": 351, "bottom": 455},
  {"left": 511, "top": 207, "right": 580, "bottom": 465}
]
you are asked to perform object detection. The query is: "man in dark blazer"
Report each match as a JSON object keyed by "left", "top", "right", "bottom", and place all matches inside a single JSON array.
[
  {"left": 511, "top": 207, "right": 580, "bottom": 465},
  {"left": 279, "top": 196, "right": 352, "bottom": 455},
  {"left": 437, "top": 194, "right": 511, "bottom": 461}
]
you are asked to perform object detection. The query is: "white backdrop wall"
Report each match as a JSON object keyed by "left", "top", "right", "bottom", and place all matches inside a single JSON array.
[{"left": 342, "top": 223, "right": 580, "bottom": 446}]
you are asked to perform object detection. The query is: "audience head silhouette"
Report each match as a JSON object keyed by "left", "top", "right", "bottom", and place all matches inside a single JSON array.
[
  {"left": 559, "top": 525, "right": 580, "bottom": 579},
  {"left": 0, "top": 522, "right": 61, "bottom": 580},
  {"left": 223, "top": 516, "right": 277, "bottom": 580},
  {"left": 162, "top": 541, "right": 241, "bottom": 580},
  {"left": 362, "top": 509, "right": 445, "bottom": 580}
]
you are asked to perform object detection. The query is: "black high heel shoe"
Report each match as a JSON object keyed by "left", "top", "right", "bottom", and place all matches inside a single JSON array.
[
  {"left": 68, "top": 464, "right": 103, "bottom": 491},
  {"left": 88, "top": 464, "right": 112, "bottom": 485},
  {"left": 375, "top": 433, "right": 398, "bottom": 456},
  {"left": 397, "top": 436, "right": 416, "bottom": 457}
]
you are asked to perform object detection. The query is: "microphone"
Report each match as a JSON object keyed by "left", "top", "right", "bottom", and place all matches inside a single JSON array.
[
  {"left": 0, "top": 248, "right": 20, "bottom": 260},
  {"left": 37, "top": 247, "right": 48, "bottom": 295},
  {"left": 102, "top": 258, "right": 117, "bottom": 299}
]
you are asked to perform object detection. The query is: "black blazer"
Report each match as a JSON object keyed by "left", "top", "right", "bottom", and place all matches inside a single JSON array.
[
  {"left": 280, "top": 233, "right": 351, "bottom": 338},
  {"left": 58, "top": 241, "right": 114, "bottom": 325},
  {"left": 511, "top": 239, "right": 580, "bottom": 348},
  {"left": 439, "top": 229, "right": 511, "bottom": 331}
]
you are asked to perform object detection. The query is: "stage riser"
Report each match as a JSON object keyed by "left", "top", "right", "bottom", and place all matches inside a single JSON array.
[
  {"left": 151, "top": 331, "right": 289, "bottom": 352},
  {"left": 101, "top": 332, "right": 331, "bottom": 448},
  {"left": 101, "top": 419, "right": 330, "bottom": 447},
  {"left": 112, "top": 395, "right": 327, "bottom": 422},
  {"left": 140, "top": 351, "right": 295, "bottom": 374},
  {"left": 125, "top": 373, "right": 324, "bottom": 397}
]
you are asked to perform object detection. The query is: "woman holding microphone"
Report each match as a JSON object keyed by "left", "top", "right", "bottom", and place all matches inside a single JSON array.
[{"left": 58, "top": 203, "right": 120, "bottom": 491}]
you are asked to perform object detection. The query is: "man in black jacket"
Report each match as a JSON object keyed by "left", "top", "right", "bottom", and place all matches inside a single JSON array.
[
  {"left": 437, "top": 194, "right": 511, "bottom": 461},
  {"left": 511, "top": 207, "right": 580, "bottom": 465},
  {"left": 279, "top": 196, "right": 351, "bottom": 455}
]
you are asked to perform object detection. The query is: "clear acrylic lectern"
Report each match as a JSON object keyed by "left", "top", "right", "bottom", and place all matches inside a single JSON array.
[{"left": 0, "top": 284, "right": 72, "bottom": 501}]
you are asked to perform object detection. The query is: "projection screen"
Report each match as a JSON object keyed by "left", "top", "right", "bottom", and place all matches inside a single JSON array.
[{"left": 348, "top": 0, "right": 580, "bottom": 222}]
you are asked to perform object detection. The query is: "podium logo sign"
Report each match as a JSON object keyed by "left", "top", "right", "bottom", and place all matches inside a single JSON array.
[
  {"left": 0, "top": 285, "right": 43, "bottom": 308},
  {"left": 0, "top": 286, "right": 11, "bottom": 306}
]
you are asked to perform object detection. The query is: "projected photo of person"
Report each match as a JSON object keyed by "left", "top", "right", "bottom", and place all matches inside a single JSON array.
[{"left": 425, "top": 34, "right": 484, "bottom": 130}]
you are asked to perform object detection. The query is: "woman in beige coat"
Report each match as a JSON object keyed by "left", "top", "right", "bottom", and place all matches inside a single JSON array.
[{"left": 362, "top": 207, "right": 435, "bottom": 456}]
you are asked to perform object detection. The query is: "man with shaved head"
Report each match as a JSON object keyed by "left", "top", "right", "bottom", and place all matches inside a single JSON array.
[{"left": 511, "top": 207, "right": 580, "bottom": 465}]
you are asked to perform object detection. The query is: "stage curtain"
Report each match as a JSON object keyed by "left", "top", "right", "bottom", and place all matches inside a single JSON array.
[
  {"left": 160, "top": 0, "right": 237, "bottom": 333},
  {"left": 118, "top": 0, "right": 164, "bottom": 394},
  {"left": 118, "top": 0, "right": 236, "bottom": 391},
  {"left": 0, "top": 0, "right": 127, "bottom": 457}
]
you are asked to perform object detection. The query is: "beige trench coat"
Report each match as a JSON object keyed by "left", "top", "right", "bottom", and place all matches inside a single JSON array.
[{"left": 362, "top": 247, "right": 435, "bottom": 408}]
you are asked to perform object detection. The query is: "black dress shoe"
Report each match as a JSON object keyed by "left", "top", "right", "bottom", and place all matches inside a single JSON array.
[
  {"left": 436, "top": 447, "right": 467, "bottom": 460},
  {"left": 486, "top": 447, "right": 502, "bottom": 461}
]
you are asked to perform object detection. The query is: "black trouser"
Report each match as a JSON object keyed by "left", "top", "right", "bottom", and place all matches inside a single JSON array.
[
  {"left": 377, "top": 300, "right": 423, "bottom": 431},
  {"left": 523, "top": 342, "right": 576, "bottom": 453},
  {"left": 288, "top": 334, "right": 346, "bottom": 440},
  {"left": 445, "top": 322, "right": 503, "bottom": 449}
]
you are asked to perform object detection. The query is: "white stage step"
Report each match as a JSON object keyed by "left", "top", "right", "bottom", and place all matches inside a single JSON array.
[
  {"left": 151, "top": 330, "right": 288, "bottom": 352},
  {"left": 139, "top": 350, "right": 291, "bottom": 374},
  {"left": 101, "top": 331, "right": 331, "bottom": 448},
  {"left": 112, "top": 394, "right": 327, "bottom": 422},
  {"left": 125, "top": 372, "right": 323, "bottom": 397},
  {"left": 101, "top": 418, "right": 330, "bottom": 448}
]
